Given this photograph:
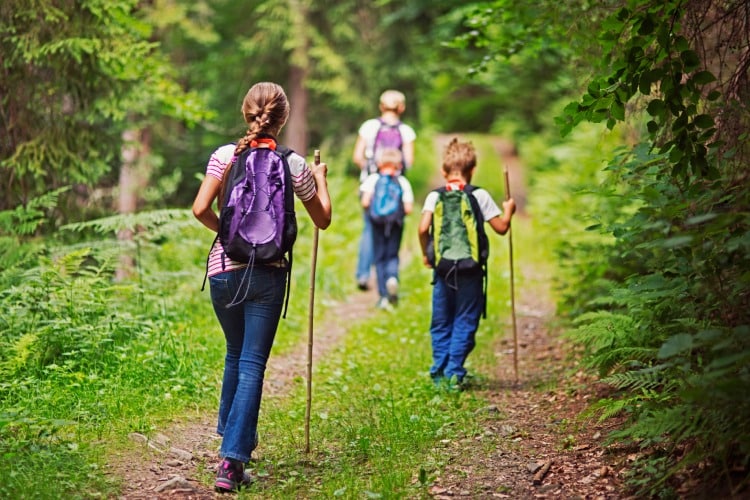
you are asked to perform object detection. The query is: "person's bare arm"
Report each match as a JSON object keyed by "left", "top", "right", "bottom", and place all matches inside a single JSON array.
[
  {"left": 361, "top": 190, "right": 373, "bottom": 208},
  {"left": 418, "top": 211, "right": 433, "bottom": 268},
  {"left": 352, "top": 135, "right": 367, "bottom": 171},
  {"left": 487, "top": 198, "right": 516, "bottom": 235},
  {"left": 302, "top": 162, "right": 332, "bottom": 229},
  {"left": 402, "top": 139, "right": 415, "bottom": 169},
  {"left": 192, "top": 175, "right": 221, "bottom": 232}
]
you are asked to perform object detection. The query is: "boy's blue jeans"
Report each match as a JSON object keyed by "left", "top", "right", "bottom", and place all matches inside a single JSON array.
[
  {"left": 371, "top": 221, "right": 403, "bottom": 298},
  {"left": 209, "top": 265, "right": 286, "bottom": 463},
  {"left": 429, "top": 271, "right": 484, "bottom": 382},
  {"left": 356, "top": 208, "right": 373, "bottom": 283}
]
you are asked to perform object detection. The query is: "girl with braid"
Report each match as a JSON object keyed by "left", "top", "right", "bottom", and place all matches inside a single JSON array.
[{"left": 192, "top": 82, "right": 332, "bottom": 492}]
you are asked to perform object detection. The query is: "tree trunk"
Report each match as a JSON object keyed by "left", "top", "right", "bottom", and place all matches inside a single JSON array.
[
  {"left": 284, "top": 0, "right": 310, "bottom": 155},
  {"left": 116, "top": 127, "right": 151, "bottom": 281},
  {"left": 286, "top": 65, "right": 309, "bottom": 154}
]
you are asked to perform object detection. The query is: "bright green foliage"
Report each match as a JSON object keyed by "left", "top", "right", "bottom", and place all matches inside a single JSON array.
[
  {"left": 0, "top": 0, "right": 209, "bottom": 218},
  {"left": 541, "top": 0, "right": 750, "bottom": 494},
  {"left": 461, "top": 0, "right": 749, "bottom": 492},
  {"left": 0, "top": 203, "right": 218, "bottom": 498}
]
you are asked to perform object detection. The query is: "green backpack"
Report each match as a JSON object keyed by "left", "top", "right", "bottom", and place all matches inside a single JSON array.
[{"left": 427, "top": 185, "right": 489, "bottom": 315}]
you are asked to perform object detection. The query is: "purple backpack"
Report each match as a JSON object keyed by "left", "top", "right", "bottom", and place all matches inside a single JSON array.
[
  {"left": 367, "top": 119, "right": 404, "bottom": 175},
  {"left": 218, "top": 145, "right": 297, "bottom": 263},
  {"left": 212, "top": 145, "right": 297, "bottom": 313}
]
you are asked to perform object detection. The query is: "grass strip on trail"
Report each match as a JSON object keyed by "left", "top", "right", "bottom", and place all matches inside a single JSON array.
[{"left": 0, "top": 134, "right": 533, "bottom": 499}]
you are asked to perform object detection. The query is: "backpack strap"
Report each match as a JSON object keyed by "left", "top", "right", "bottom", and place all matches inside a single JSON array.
[
  {"left": 203, "top": 144, "right": 238, "bottom": 291},
  {"left": 201, "top": 233, "right": 219, "bottom": 291},
  {"left": 464, "top": 185, "right": 489, "bottom": 319},
  {"left": 275, "top": 145, "right": 295, "bottom": 319}
]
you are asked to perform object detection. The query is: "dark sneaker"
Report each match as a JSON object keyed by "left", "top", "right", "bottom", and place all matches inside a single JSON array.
[
  {"left": 357, "top": 277, "right": 369, "bottom": 291},
  {"left": 215, "top": 458, "right": 252, "bottom": 492},
  {"left": 386, "top": 277, "right": 399, "bottom": 305}
]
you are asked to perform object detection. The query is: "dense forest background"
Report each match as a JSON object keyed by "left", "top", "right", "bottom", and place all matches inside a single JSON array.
[{"left": 1, "top": 0, "right": 748, "bottom": 497}]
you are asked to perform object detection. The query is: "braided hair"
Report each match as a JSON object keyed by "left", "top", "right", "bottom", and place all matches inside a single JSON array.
[{"left": 219, "top": 82, "right": 290, "bottom": 206}]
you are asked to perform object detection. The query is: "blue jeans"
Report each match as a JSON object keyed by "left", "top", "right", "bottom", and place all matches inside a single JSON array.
[
  {"left": 429, "top": 271, "right": 484, "bottom": 382},
  {"left": 209, "top": 265, "right": 286, "bottom": 463},
  {"left": 356, "top": 208, "right": 373, "bottom": 282},
  {"left": 371, "top": 221, "right": 403, "bottom": 298}
]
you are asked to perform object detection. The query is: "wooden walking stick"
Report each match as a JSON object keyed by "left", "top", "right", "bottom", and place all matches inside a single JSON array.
[
  {"left": 304, "top": 149, "right": 321, "bottom": 453},
  {"left": 504, "top": 165, "right": 519, "bottom": 384}
]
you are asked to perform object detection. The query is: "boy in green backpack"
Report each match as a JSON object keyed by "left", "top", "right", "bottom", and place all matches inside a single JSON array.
[{"left": 417, "top": 138, "right": 516, "bottom": 389}]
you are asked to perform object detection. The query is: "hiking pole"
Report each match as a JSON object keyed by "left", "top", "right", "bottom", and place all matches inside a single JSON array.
[
  {"left": 504, "top": 165, "right": 519, "bottom": 384},
  {"left": 304, "top": 149, "right": 321, "bottom": 454}
]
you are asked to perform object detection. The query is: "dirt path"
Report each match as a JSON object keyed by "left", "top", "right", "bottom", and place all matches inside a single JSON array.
[
  {"left": 108, "top": 137, "right": 624, "bottom": 499},
  {"left": 109, "top": 284, "right": 380, "bottom": 499},
  {"left": 426, "top": 140, "right": 625, "bottom": 499}
]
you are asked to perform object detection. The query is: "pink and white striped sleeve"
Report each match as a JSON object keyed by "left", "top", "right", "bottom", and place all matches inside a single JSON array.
[
  {"left": 206, "top": 144, "right": 236, "bottom": 181},
  {"left": 287, "top": 153, "right": 317, "bottom": 202}
]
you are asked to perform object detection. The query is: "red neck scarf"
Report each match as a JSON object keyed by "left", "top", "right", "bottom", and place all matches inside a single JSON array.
[
  {"left": 446, "top": 180, "right": 466, "bottom": 191},
  {"left": 250, "top": 137, "right": 277, "bottom": 150}
]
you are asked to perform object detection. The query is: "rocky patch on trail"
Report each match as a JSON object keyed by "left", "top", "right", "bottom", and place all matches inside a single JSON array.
[{"left": 428, "top": 261, "right": 627, "bottom": 499}]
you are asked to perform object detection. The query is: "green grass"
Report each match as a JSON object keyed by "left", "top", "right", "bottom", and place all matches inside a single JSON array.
[{"left": 0, "top": 134, "right": 552, "bottom": 499}]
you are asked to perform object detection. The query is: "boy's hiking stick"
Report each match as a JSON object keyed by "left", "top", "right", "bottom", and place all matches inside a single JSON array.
[
  {"left": 304, "top": 149, "right": 321, "bottom": 453},
  {"left": 504, "top": 165, "right": 519, "bottom": 384}
]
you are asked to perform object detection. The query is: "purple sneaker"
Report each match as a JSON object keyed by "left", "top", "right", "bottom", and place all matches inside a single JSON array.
[{"left": 215, "top": 459, "right": 252, "bottom": 492}]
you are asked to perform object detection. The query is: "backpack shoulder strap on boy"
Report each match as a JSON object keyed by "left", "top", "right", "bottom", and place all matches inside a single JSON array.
[
  {"left": 463, "top": 184, "right": 489, "bottom": 318},
  {"left": 429, "top": 184, "right": 489, "bottom": 318}
]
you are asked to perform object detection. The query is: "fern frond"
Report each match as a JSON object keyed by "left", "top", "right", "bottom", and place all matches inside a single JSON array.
[
  {"left": 603, "top": 365, "right": 668, "bottom": 392},
  {"left": 0, "top": 188, "right": 69, "bottom": 236},
  {"left": 583, "top": 396, "right": 633, "bottom": 423},
  {"left": 584, "top": 345, "right": 656, "bottom": 374},
  {"left": 61, "top": 209, "right": 192, "bottom": 236}
]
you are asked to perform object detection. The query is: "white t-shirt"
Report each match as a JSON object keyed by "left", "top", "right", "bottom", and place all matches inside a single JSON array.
[
  {"left": 422, "top": 187, "right": 502, "bottom": 222},
  {"left": 358, "top": 118, "right": 417, "bottom": 182},
  {"left": 360, "top": 173, "right": 415, "bottom": 205}
]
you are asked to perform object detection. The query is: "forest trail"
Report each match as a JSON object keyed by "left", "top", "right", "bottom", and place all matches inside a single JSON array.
[{"left": 108, "top": 136, "right": 624, "bottom": 498}]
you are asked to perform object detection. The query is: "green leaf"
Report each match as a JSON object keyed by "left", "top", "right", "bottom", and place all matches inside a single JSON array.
[
  {"left": 693, "top": 114, "right": 714, "bottom": 129},
  {"left": 657, "top": 334, "right": 693, "bottom": 359},
  {"left": 660, "top": 235, "right": 692, "bottom": 248},
  {"left": 680, "top": 50, "right": 701, "bottom": 71},
  {"left": 691, "top": 70, "right": 716, "bottom": 85},
  {"left": 685, "top": 213, "right": 718, "bottom": 226},
  {"left": 637, "top": 14, "right": 655, "bottom": 36},
  {"left": 646, "top": 99, "right": 665, "bottom": 118},
  {"left": 611, "top": 101, "right": 625, "bottom": 121}
]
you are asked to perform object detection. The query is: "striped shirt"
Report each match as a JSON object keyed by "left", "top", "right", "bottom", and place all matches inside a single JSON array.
[{"left": 205, "top": 144, "right": 317, "bottom": 278}]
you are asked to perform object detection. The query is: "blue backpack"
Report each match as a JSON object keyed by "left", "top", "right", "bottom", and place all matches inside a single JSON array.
[
  {"left": 368, "top": 173, "right": 404, "bottom": 232},
  {"left": 205, "top": 144, "right": 297, "bottom": 314}
]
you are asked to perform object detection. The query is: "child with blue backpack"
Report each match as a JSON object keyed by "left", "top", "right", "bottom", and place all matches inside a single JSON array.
[
  {"left": 192, "top": 82, "right": 332, "bottom": 492},
  {"left": 417, "top": 138, "right": 516, "bottom": 389},
  {"left": 352, "top": 90, "right": 417, "bottom": 291},
  {"left": 360, "top": 147, "right": 414, "bottom": 310}
]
